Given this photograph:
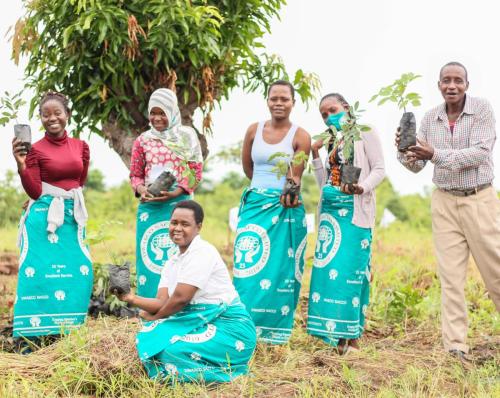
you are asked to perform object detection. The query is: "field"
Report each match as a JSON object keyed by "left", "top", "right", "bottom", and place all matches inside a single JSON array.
[{"left": 0, "top": 176, "right": 498, "bottom": 397}]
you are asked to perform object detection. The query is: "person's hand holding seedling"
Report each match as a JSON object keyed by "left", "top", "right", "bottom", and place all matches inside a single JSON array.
[
  {"left": 12, "top": 137, "right": 28, "bottom": 172},
  {"left": 406, "top": 138, "right": 434, "bottom": 161}
]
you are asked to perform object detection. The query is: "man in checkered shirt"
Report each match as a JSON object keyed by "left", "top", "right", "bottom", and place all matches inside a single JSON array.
[{"left": 397, "top": 62, "right": 500, "bottom": 360}]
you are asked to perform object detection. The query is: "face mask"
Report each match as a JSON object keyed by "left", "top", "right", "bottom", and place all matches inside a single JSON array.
[{"left": 325, "top": 111, "right": 346, "bottom": 131}]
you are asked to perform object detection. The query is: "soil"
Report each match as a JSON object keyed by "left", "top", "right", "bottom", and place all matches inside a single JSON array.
[
  {"left": 14, "top": 124, "right": 32, "bottom": 152},
  {"left": 341, "top": 165, "right": 361, "bottom": 185},
  {"left": 108, "top": 262, "right": 131, "bottom": 295},
  {"left": 281, "top": 178, "right": 300, "bottom": 203},
  {"left": 398, "top": 112, "right": 417, "bottom": 151},
  {"left": 147, "top": 171, "right": 176, "bottom": 197},
  {"left": 0, "top": 253, "right": 18, "bottom": 275}
]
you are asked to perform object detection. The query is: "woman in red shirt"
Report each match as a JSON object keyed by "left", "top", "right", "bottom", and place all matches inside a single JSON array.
[{"left": 11, "top": 91, "right": 92, "bottom": 339}]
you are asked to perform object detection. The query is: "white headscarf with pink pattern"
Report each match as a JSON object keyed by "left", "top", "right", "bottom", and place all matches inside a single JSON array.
[{"left": 142, "top": 88, "right": 202, "bottom": 162}]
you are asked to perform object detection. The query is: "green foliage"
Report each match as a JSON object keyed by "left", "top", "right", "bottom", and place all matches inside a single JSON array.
[
  {"left": 85, "top": 167, "right": 106, "bottom": 192},
  {"left": 220, "top": 171, "right": 250, "bottom": 190},
  {"left": 313, "top": 101, "right": 370, "bottom": 165},
  {"left": 268, "top": 150, "right": 309, "bottom": 180},
  {"left": 12, "top": 0, "right": 320, "bottom": 153},
  {"left": 211, "top": 140, "right": 243, "bottom": 165},
  {"left": 241, "top": 53, "right": 321, "bottom": 109},
  {"left": 0, "top": 91, "right": 25, "bottom": 126},
  {"left": 369, "top": 72, "right": 422, "bottom": 113},
  {"left": 0, "top": 171, "right": 26, "bottom": 225},
  {"left": 375, "top": 178, "right": 409, "bottom": 223}
]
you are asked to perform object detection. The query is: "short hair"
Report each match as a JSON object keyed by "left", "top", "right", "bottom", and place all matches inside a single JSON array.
[
  {"left": 267, "top": 80, "right": 295, "bottom": 100},
  {"left": 39, "top": 90, "right": 71, "bottom": 115},
  {"left": 319, "top": 93, "right": 349, "bottom": 108},
  {"left": 439, "top": 62, "right": 468, "bottom": 81},
  {"left": 173, "top": 200, "right": 204, "bottom": 224}
]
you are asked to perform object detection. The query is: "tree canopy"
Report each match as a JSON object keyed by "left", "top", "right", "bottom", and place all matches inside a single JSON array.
[{"left": 12, "top": 0, "right": 320, "bottom": 165}]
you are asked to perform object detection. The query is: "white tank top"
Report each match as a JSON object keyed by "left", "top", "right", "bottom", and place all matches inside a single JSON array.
[{"left": 250, "top": 121, "right": 298, "bottom": 189}]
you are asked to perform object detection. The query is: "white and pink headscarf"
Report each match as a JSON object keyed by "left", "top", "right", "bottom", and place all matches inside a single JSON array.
[{"left": 142, "top": 88, "right": 202, "bottom": 162}]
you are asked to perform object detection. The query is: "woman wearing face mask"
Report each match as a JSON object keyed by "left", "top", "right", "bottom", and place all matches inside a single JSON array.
[
  {"left": 307, "top": 93, "right": 385, "bottom": 354},
  {"left": 11, "top": 91, "right": 92, "bottom": 338},
  {"left": 233, "top": 80, "right": 311, "bottom": 344},
  {"left": 130, "top": 88, "right": 203, "bottom": 298}
]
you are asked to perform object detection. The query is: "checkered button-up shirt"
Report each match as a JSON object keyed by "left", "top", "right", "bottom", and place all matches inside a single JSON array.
[{"left": 398, "top": 95, "right": 496, "bottom": 190}]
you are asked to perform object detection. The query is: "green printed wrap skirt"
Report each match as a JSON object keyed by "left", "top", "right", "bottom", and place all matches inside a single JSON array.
[
  {"left": 135, "top": 195, "right": 189, "bottom": 298},
  {"left": 13, "top": 195, "right": 93, "bottom": 337},
  {"left": 136, "top": 299, "right": 256, "bottom": 383},
  {"left": 233, "top": 188, "right": 307, "bottom": 344},
  {"left": 307, "top": 185, "right": 372, "bottom": 345}
]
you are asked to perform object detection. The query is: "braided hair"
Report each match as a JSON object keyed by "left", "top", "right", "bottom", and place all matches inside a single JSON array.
[{"left": 39, "top": 91, "right": 71, "bottom": 115}]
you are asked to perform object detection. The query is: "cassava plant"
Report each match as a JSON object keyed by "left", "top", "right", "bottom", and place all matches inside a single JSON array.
[{"left": 370, "top": 72, "right": 422, "bottom": 151}]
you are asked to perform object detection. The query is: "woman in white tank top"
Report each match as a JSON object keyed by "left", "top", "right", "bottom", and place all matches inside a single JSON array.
[{"left": 232, "top": 80, "right": 311, "bottom": 344}]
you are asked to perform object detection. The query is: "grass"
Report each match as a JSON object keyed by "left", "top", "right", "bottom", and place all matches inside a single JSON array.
[{"left": 0, "top": 184, "right": 498, "bottom": 397}]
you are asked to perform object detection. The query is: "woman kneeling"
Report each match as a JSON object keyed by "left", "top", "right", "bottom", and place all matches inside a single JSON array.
[{"left": 116, "top": 200, "right": 256, "bottom": 383}]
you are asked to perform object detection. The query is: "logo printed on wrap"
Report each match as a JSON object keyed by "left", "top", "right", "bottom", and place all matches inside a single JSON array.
[
  {"left": 314, "top": 213, "right": 341, "bottom": 268},
  {"left": 80, "top": 265, "right": 90, "bottom": 276},
  {"left": 19, "top": 226, "right": 28, "bottom": 267},
  {"left": 78, "top": 225, "right": 92, "bottom": 262},
  {"left": 140, "top": 318, "right": 167, "bottom": 332},
  {"left": 235, "top": 340, "right": 245, "bottom": 352},
  {"left": 295, "top": 235, "right": 307, "bottom": 282},
  {"left": 325, "top": 320, "right": 336, "bottom": 332},
  {"left": 171, "top": 324, "right": 217, "bottom": 344},
  {"left": 140, "top": 221, "right": 179, "bottom": 274},
  {"left": 233, "top": 224, "right": 270, "bottom": 278}
]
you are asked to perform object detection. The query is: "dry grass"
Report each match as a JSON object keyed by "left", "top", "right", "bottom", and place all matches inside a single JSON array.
[
  {"left": 0, "top": 295, "right": 497, "bottom": 398},
  {"left": 0, "top": 223, "right": 498, "bottom": 397}
]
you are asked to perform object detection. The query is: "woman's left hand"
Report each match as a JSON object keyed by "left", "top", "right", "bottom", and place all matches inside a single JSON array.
[
  {"left": 139, "top": 310, "right": 157, "bottom": 321},
  {"left": 144, "top": 191, "right": 172, "bottom": 202},
  {"left": 340, "top": 183, "right": 364, "bottom": 195},
  {"left": 280, "top": 193, "right": 301, "bottom": 208}
]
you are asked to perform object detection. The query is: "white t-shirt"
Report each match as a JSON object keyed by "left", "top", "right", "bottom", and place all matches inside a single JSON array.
[{"left": 158, "top": 235, "right": 238, "bottom": 304}]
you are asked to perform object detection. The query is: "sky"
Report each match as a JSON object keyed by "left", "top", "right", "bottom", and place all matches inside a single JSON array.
[{"left": 1, "top": 0, "right": 499, "bottom": 194}]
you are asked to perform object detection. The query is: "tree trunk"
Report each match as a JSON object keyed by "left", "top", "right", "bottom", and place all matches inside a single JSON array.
[
  {"left": 179, "top": 98, "right": 209, "bottom": 159},
  {"left": 102, "top": 121, "right": 138, "bottom": 168},
  {"left": 102, "top": 102, "right": 208, "bottom": 168}
]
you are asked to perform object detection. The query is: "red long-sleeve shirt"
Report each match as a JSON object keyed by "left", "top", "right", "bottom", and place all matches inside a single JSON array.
[{"left": 19, "top": 131, "right": 90, "bottom": 200}]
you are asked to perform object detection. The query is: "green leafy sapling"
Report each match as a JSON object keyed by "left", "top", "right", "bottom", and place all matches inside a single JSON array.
[
  {"left": 0, "top": 91, "right": 25, "bottom": 127},
  {"left": 268, "top": 150, "right": 309, "bottom": 180},
  {"left": 1, "top": 91, "right": 32, "bottom": 152},
  {"left": 268, "top": 150, "right": 309, "bottom": 203},
  {"left": 369, "top": 72, "right": 422, "bottom": 151},
  {"left": 85, "top": 220, "right": 131, "bottom": 313},
  {"left": 312, "top": 101, "right": 370, "bottom": 185}
]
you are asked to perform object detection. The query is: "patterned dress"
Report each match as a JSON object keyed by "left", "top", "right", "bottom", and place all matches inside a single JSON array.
[{"left": 130, "top": 134, "right": 202, "bottom": 298}]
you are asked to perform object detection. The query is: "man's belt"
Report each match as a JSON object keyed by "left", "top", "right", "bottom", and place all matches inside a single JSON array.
[{"left": 441, "top": 183, "right": 491, "bottom": 197}]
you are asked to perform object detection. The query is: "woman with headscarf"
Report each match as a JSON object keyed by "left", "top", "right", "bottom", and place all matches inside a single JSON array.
[
  {"left": 11, "top": 91, "right": 92, "bottom": 338},
  {"left": 233, "top": 80, "right": 311, "bottom": 344},
  {"left": 307, "top": 93, "right": 385, "bottom": 354},
  {"left": 130, "top": 88, "right": 203, "bottom": 298}
]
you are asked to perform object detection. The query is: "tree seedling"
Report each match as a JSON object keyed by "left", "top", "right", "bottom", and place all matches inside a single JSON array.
[
  {"left": 268, "top": 150, "right": 309, "bottom": 203},
  {"left": 313, "top": 101, "right": 370, "bottom": 186},
  {"left": 1, "top": 91, "right": 31, "bottom": 152},
  {"left": 369, "top": 73, "right": 422, "bottom": 151}
]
